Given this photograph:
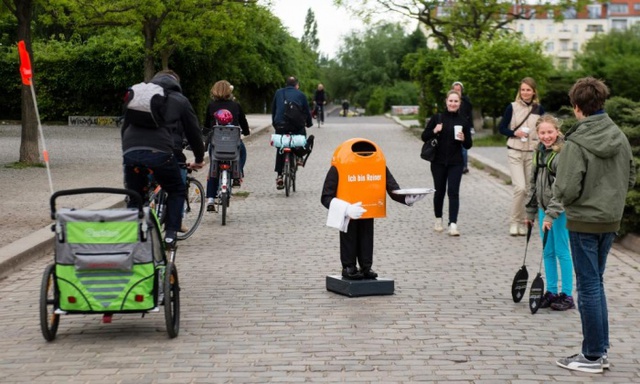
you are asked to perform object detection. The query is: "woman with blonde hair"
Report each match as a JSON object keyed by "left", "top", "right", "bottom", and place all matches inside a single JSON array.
[
  {"left": 499, "top": 77, "right": 545, "bottom": 236},
  {"left": 204, "top": 80, "right": 250, "bottom": 210}
]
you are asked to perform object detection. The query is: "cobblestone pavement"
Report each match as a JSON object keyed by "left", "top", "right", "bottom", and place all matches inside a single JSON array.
[{"left": 1, "top": 115, "right": 639, "bottom": 383}]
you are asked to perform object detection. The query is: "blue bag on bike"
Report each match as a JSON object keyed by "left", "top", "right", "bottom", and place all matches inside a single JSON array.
[{"left": 270, "top": 134, "right": 306, "bottom": 149}]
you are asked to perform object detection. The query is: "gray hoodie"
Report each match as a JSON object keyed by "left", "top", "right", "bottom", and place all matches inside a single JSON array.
[{"left": 553, "top": 113, "right": 636, "bottom": 233}]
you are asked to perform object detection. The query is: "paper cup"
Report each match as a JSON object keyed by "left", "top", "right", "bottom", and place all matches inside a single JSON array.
[
  {"left": 454, "top": 125, "right": 463, "bottom": 140},
  {"left": 521, "top": 127, "right": 530, "bottom": 142}
]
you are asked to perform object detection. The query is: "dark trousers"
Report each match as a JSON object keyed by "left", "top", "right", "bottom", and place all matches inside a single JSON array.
[
  {"left": 339, "top": 218, "right": 374, "bottom": 270},
  {"left": 123, "top": 150, "right": 185, "bottom": 232},
  {"left": 430, "top": 162, "right": 464, "bottom": 225}
]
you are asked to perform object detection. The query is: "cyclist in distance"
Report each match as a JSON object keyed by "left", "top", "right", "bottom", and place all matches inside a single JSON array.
[
  {"left": 313, "top": 83, "right": 327, "bottom": 126},
  {"left": 271, "top": 76, "right": 313, "bottom": 190},
  {"left": 204, "top": 80, "right": 250, "bottom": 208},
  {"left": 121, "top": 69, "right": 205, "bottom": 246}
]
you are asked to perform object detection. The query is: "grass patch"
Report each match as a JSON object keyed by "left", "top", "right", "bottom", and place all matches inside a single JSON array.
[
  {"left": 473, "top": 134, "right": 506, "bottom": 147},
  {"left": 396, "top": 114, "right": 419, "bottom": 121},
  {"left": 5, "top": 161, "right": 45, "bottom": 169}
]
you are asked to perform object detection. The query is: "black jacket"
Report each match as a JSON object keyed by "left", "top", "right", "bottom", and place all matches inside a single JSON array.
[
  {"left": 204, "top": 99, "right": 250, "bottom": 136},
  {"left": 121, "top": 74, "right": 205, "bottom": 163},
  {"left": 421, "top": 110, "right": 472, "bottom": 166}
]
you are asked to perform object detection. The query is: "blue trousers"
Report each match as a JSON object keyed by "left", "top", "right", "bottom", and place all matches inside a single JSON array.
[
  {"left": 123, "top": 150, "right": 185, "bottom": 233},
  {"left": 569, "top": 231, "right": 615, "bottom": 358},
  {"left": 538, "top": 209, "right": 573, "bottom": 295}
]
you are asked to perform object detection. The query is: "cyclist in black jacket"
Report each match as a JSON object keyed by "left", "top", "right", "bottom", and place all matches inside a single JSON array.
[{"left": 121, "top": 70, "right": 205, "bottom": 246}]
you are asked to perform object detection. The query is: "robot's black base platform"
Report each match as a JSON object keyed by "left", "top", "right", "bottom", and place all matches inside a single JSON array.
[{"left": 326, "top": 275, "right": 394, "bottom": 297}]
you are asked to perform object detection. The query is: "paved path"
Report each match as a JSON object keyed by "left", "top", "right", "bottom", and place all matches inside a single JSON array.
[{"left": 0, "top": 115, "right": 639, "bottom": 383}]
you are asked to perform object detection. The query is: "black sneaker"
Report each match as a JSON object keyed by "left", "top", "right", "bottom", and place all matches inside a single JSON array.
[
  {"left": 164, "top": 230, "right": 177, "bottom": 249},
  {"left": 342, "top": 266, "right": 363, "bottom": 280},
  {"left": 361, "top": 268, "right": 378, "bottom": 279},
  {"left": 540, "top": 291, "right": 558, "bottom": 309},
  {"left": 551, "top": 293, "right": 575, "bottom": 311}
]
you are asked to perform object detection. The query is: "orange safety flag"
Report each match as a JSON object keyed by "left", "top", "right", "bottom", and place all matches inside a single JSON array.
[{"left": 17, "top": 40, "right": 32, "bottom": 86}]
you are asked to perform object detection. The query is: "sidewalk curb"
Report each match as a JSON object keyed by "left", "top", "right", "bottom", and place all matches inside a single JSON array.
[{"left": 0, "top": 122, "right": 272, "bottom": 281}]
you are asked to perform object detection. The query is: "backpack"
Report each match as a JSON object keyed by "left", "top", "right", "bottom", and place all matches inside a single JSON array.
[
  {"left": 124, "top": 82, "right": 168, "bottom": 128},
  {"left": 283, "top": 90, "right": 306, "bottom": 130}
]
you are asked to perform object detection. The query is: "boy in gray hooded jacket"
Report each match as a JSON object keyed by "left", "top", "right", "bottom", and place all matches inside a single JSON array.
[{"left": 554, "top": 77, "right": 636, "bottom": 374}]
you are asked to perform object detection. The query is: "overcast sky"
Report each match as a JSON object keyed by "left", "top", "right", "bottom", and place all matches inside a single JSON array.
[{"left": 264, "top": 0, "right": 366, "bottom": 58}]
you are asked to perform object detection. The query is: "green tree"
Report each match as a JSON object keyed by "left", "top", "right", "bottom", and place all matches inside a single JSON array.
[
  {"left": 335, "top": 0, "right": 596, "bottom": 57},
  {"left": 333, "top": 22, "right": 419, "bottom": 109},
  {"left": 2, "top": 0, "right": 40, "bottom": 164},
  {"left": 440, "top": 35, "right": 553, "bottom": 133},
  {"left": 574, "top": 24, "right": 640, "bottom": 101},
  {"left": 301, "top": 8, "right": 319, "bottom": 53}
]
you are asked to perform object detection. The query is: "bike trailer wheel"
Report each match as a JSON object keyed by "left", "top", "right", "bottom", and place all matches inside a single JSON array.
[
  {"left": 163, "top": 262, "right": 180, "bottom": 338},
  {"left": 40, "top": 263, "right": 60, "bottom": 341}
]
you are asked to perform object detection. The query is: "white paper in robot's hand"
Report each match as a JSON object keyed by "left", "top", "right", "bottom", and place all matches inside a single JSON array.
[{"left": 346, "top": 202, "right": 367, "bottom": 219}]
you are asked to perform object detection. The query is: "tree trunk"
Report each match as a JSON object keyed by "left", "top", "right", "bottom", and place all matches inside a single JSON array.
[
  {"left": 143, "top": 21, "right": 157, "bottom": 82},
  {"left": 16, "top": 0, "right": 40, "bottom": 164}
]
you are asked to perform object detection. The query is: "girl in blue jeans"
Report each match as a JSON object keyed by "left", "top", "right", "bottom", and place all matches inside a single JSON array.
[{"left": 525, "top": 115, "right": 574, "bottom": 311}]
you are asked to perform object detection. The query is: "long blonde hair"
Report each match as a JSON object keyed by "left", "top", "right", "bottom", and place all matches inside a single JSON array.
[
  {"left": 535, "top": 115, "right": 563, "bottom": 151},
  {"left": 210, "top": 80, "right": 233, "bottom": 101}
]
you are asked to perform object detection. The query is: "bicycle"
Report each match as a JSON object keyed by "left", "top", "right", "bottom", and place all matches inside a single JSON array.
[
  {"left": 147, "top": 165, "right": 205, "bottom": 240},
  {"left": 282, "top": 147, "right": 299, "bottom": 197},
  {"left": 209, "top": 125, "right": 242, "bottom": 225},
  {"left": 315, "top": 104, "right": 324, "bottom": 127}
]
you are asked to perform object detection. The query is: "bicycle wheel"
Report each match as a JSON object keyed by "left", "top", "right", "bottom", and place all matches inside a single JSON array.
[
  {"left": 40, "top": 263, "right": 60, "bottom": 341},
  {"left": 220, "top": 192, "right": 228, "bottom": 226},
  {"left": 292, "top": 156, "right": 297, "bottom": 192},
  {"left": 163, "top": 262, "right": 180, "bottom": 338},
  {"left": 177, "top": 177, "right": 205, "bottom": 240},
  {"left": 284, "top": 154, "right": 292, "bottom": 197}
]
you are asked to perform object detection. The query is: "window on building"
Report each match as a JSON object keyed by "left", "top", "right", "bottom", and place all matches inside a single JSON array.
[
  {"left": 519, "top": 24, "right": 524, "bottom": 33},
  {"left": 546, "top": 24, "right": 555, "bottom": 33},
  {"left": 635, "top": 4, "right": 640, "bottom": 11},
  {"left": 573, "top": 42, "right": 579, "bottom": 51},
  {"left": 611, "top": 19, "right": 628, "bottom": 30},
  {"left": 574, "top": 24, "right": 579, "bottom": 33},
  {"left": 588, "top": 4, "right": 601, "bottom": 19},
  {"left": 561, "top": 41, "right": 569, "bottom": 51},
  {"left": 586, "top": 24, "right": 604, "bottom": 32},
  {"left": 529, "top": 24, "right": 535, "bottom": 34},
  {"left": 609, "top": 4, "right": 629, "bottom": 14},
  {"left": 546, "top": 42, "right": 555, "bottom": 52},
  {"left": 563, "top": 8, "right": 577, "bottom": 18}
]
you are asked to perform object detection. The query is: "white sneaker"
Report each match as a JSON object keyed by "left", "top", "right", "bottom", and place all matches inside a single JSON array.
[
  {"left": 206, "top": 197, "right": 215, "bottom": 212},
  {"left": 509, "top": 224, "right": 518, "bottom": 236},
  {"left": 449, "top": 223, "right": 460, "bottom": 236},
  {"left": 518, "top": 224, "right": 527, "bottom": 236},
  {"left": 434, "top": 218, "right": 444, "bottom": 232}
]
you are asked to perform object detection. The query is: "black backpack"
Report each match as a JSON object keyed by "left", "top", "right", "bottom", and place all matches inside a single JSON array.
[
  {"left": 283, "top": 89, "right": 306, "bottom": 130},
  {"left": 124, "top": 82, "right": 168, "bottom": 128}
]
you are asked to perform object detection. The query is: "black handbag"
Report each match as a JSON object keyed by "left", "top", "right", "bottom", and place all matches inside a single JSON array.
[{"left": 420, "top": 137, "right": 438, "bottom": 161}]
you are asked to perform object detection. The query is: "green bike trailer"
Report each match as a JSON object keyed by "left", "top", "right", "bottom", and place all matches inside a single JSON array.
[{"left": 40, "top": 187, "right": 180, "bottom": 341}]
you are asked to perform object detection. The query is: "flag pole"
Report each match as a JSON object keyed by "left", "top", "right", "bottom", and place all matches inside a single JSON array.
[{"left": 18, "top": 40, "right": 54, "bottom": 195}]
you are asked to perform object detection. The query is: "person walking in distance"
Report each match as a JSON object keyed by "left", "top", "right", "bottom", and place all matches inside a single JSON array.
[
  {"left": 271, "top": 76, "right": 313, "bottom": 190},
  {"left": 554, "top": 77, "right": 636, "bottom": 374},
  {"left": 421, "top": 90, "right": 473, "bottom": 236},
  {"left": 499, "top": 77, "right": 545, "bottom": 236},
  {"left": 524, "top": 115, "right": 574, "bottom": 312},
  {"left": 341, "top": 99, "right": 350, "bottom": 117},
  {"left": 313, "top": 83, "right": 327, "bottom": 126},
  {"left": 121, "top": 70, "right": 205, "bottom": 246},
  {"left": 451, "top": 81, "right": 473, "bottom": 174}
]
